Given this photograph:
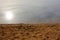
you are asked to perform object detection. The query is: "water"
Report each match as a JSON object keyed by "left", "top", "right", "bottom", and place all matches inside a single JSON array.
[{"left": 0, "top": 0, "right": 60, "bottom": 24}]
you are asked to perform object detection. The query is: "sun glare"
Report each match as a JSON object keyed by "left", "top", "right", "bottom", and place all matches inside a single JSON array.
[{"left": 5, "top": 11, "right": 13, "bottom": 20}]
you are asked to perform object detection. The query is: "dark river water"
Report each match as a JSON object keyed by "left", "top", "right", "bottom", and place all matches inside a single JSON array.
[{"left": 0, "top": 0, "right": 60, "bottom": 24}]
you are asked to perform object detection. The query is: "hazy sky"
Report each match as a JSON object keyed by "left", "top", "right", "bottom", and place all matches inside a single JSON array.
[{"left": 0, "top": 0, "right": 60, "bottom": 24}]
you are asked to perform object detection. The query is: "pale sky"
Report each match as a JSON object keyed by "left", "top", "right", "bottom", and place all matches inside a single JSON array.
[{"left": 0, "top": 0, "right": 60, "bottom": 24}]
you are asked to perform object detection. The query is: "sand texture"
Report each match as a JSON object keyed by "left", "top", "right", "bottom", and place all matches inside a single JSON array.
[{"left": 0, "top": 24, "right": 60, "bottom": 40}]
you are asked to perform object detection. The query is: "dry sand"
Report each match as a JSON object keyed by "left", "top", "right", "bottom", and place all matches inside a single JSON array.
[{"left": 0, "top": 23, "right": 60, "bottom": 40}]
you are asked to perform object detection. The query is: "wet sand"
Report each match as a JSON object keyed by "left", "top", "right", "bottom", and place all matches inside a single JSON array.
[{"left": 0, "top": 23, "right": 60, "bottom": 40}]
